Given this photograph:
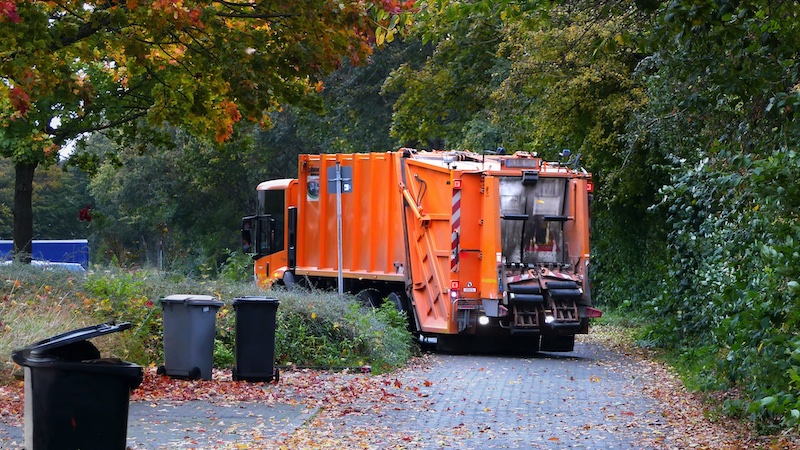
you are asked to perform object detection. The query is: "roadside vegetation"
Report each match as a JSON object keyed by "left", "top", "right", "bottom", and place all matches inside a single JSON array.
[{"left": 0, "top": 262, "right": 416, "bottom": 385}]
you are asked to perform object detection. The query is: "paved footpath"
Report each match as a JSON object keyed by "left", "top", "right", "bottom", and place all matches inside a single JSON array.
[
  {"left": 0, "top": 342, "right": 672, "bottom": 449},
  {"left": 125, "top": 401, "right": 315, "bottom": 449},
  {"left": 301, "top": 343, "right": 670, "bottom": 449}
]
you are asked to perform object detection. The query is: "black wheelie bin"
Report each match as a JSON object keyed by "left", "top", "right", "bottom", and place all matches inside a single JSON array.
[
  {"left": 11, "top": 322, "right": 143, "bottom": 450},
  {"left": 232, "top": 296, "right": 280, "bottom": 382}
]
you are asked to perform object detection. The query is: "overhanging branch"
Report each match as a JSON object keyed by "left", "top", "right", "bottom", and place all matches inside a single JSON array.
[
  {"left": 47, "top": 109, "right": 149, "bottom": 145},
  {"left": 214, "top": 12, "right": 298, "bottom": 19}
]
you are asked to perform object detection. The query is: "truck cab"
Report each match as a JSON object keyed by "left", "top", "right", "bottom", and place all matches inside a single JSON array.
[{"left": 241, "top": 179, "right": 297, "bottom": 287}]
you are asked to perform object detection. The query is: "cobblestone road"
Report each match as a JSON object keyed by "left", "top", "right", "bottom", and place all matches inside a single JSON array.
[{"left": 305, "top": 343, "right": 670, "bottom": 449}]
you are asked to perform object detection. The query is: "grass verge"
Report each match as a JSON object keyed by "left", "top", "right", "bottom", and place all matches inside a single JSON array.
[{"left": 0, "top": 264, "right": 416, "bottom": 385}]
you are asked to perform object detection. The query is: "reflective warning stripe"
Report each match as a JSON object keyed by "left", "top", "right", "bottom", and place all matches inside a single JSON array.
[{"left": 451, "top": 189, "right": 461, "bottom": 271}]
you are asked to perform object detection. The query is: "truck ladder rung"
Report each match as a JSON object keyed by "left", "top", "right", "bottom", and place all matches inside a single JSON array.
[
  {"left": 512, "top": 305, "right": 540, "bottom": 328},
  {"left": 553, "top": 299, "right": 578, "bottom": 321}
]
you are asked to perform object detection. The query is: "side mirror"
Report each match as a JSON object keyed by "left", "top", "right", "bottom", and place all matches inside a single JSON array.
[{"left": 241, "top": 216, "right": 255, "bottom": 255}]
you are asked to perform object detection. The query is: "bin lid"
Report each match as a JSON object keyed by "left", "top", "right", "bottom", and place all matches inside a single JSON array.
[
  {"left": 12, "top": 322, "right": 132, "bottom": 365},
  {"left": 160, "top": 294, "right": 223, "bottom": 307},
  {"left": 233, "top": 296, "right": 280, "bottom": 306}
]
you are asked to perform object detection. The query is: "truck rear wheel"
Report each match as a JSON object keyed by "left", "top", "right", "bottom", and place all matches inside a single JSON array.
[
  {"left": 387, "top": 292, "right": 405, "bottom": 312},
  {"left": 356, "top": 289, "right": 381, "bottom": 308},
  {"left": 388, "top": 291, "right": 419, "bottom": 332}
]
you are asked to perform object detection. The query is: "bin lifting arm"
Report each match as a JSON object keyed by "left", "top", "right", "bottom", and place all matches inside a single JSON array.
[{"left": 400, "top": 183, "right": 430, "bottom": 225}]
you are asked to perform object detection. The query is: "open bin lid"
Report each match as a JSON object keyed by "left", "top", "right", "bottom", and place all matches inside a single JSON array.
[
  {"left": 160, "top": 294, "right": 223, "bottom": 307},
  {"left": 11, "top": 322, "right": 132, "bottom": 366}
]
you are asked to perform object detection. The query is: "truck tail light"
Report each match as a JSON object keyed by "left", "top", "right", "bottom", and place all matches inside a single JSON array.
[
  {"left": 450, "top": 281, "right": 459, "bottom": 299},
  {"left": 585, "top": 307, "right": 602, "bottom": 318}
]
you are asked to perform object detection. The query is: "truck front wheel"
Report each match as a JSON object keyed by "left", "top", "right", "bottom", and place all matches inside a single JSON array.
[{"left": 282, "top": 272, "right": 296, "bottom": 291}]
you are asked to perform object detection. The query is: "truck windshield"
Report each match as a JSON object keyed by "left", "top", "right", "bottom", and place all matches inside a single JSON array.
[{"left": 499, "top": 177, "right": 567, "bottom": 265}]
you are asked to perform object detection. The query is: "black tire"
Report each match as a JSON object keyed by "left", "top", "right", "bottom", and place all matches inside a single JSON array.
[
  {"left": 356, "top": 288, "right": 381, "bottom": 308},
  {"left": 156, "top": 365, "right": 166, "bottom": 376},
  {"left": 387, "top": 292, "right": 405, "bottom": 312},
  {"left": 232, "top": 368, "right": 239, "bottom": 381},
  {"left": 189, "top": 367, "right": 202, "bottom": 380},
  {"left": 274, "top": 367, "right": 280, "bottom": 384},
  {"left": 283, "top": 271, "right": 296, "bottom": 291}
]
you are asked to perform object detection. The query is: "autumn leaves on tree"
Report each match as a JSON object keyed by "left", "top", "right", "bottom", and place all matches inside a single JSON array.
[{"left": 0, "top": 0, "right": 413, "bottom": 256}]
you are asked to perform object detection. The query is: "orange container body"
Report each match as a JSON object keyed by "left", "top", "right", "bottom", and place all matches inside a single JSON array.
[{"left": 295, "top": 152, "right": 406, "bottom": 282}]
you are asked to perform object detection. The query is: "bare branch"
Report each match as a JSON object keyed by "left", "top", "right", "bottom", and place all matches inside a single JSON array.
[
  {"left": 50, "top": 5, "right": 116, "bottom": 52},
  {"left": 215, "top": 0, "right": 258, "bottom": 7}
]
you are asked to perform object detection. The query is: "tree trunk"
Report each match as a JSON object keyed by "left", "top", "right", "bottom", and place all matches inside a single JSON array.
[{"left": 13, "top": 161, "right": 38, "bottom": 263}]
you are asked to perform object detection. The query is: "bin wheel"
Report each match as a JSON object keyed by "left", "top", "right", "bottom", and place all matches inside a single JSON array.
[
  {"left": 274, "top": 367, "right": 280, "bottom": 383},
  {"left": 156, "top": 365, "right": 166, "bottom": 376},
  {"left": 232, "top": 368, "right": 238, "bottom": 381},
  {"left": 189, "top": 367, "right": 202, "bottom": 380}
]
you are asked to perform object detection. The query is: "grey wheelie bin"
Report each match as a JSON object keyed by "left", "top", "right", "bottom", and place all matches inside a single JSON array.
[
  {"left": 11, "top": 322, "right": 143, "bottom": 450},
  {"left": 232, "top": 296, "right": 280, "bottom": 382},
  {"left": 158, "top": 294, "right": 223, "bottom": 380}
]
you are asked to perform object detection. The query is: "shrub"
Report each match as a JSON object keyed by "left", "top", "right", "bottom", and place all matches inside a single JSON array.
[
  {"left": 218, "top": 250, "right": 254, "bottom": 283},
  {"left": 0, "top": 266, "right": 416, "bottom": 383},
  {"left": 269, "top": 289, "right": 415, "bottom": 373}
]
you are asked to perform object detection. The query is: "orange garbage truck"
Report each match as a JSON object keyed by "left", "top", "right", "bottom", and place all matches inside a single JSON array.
[{"left": 241, "top": 149, "right": 601, "bottom": 352}]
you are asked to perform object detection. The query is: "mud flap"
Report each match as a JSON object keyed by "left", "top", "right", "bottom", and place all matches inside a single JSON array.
[{"left": 540, "top": 334, "right": 575, "bottom": 352}]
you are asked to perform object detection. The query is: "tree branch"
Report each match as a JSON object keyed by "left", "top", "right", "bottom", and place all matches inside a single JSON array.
[
  {"left": 50, "top": 5, "right": 116, "bottom": 53},
  {"left": 214, "top": 12, "right": 298, "bottom": 19},
  {"left": 49, "top": 109, "right": 149, "bottom": 145}
]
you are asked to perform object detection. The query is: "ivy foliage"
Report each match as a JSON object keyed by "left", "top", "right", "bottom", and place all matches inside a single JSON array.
[{"left": 626, "top": 0, "right": 800, "bottom": 428}]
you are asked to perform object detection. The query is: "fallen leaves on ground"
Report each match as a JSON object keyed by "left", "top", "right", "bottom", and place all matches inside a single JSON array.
[
  {"left": 0, "top": 383, "right": 23, "bottom": 425},
  {"left": 131, "top": 367, "right": 290, "bottom": 404},
  {"left": 580, "top": 327, "right": 800, "bottom": 450},
  {"left": 0, "top": 357, "right": 436, "bottom": 426}
]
